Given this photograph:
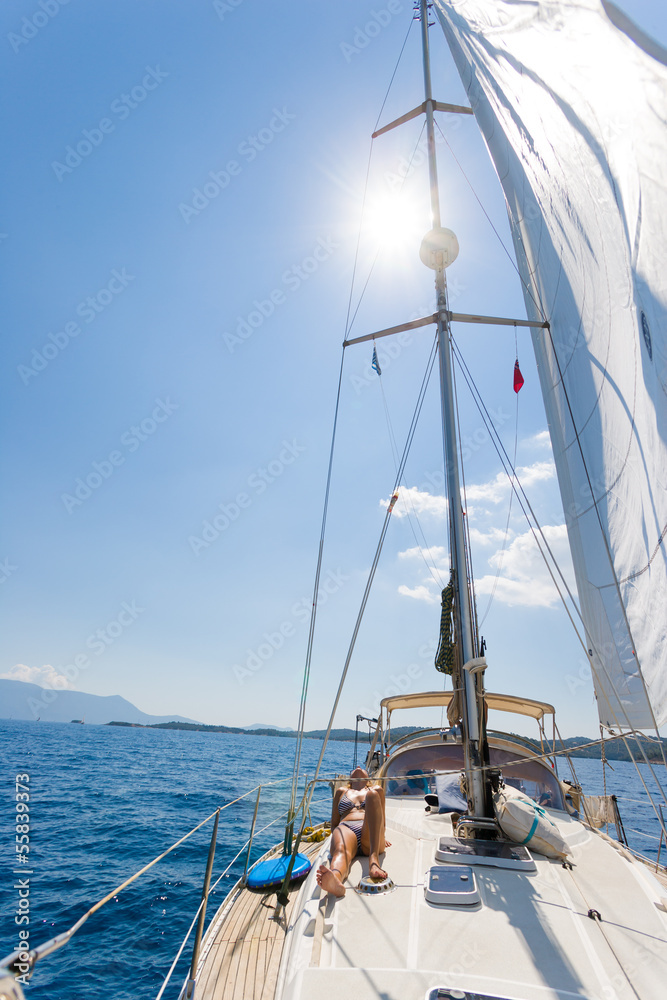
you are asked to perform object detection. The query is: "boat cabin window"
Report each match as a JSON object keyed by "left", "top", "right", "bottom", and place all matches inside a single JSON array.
[{"left": 384, "top": 742, "right": 564, "bottom": 809}]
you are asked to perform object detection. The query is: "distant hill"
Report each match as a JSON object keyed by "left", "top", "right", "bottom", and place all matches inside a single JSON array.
[
  {"left": 0, "top": 679, "right": 198, "bottom": 726},
  {"left": 109, "top": 720, "right": 362, "bottom": 741},
  {"left": 4, "top": 679, "right": 664, "bottom": 764},
  {"left": 555, "top": 733, "right": 667, "bottom": 763},
  {"left": 246, "top": 723, "right": 294, "bottom": 732},
  {"left": 108, "top": 719, "right": 667, "bottom": 763}
]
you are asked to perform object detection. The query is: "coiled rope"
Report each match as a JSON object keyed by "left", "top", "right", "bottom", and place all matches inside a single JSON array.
[{"left": 434, "top": 572, "right": 456, "bottom": 674}]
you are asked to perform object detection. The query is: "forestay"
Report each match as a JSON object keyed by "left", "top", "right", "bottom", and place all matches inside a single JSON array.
[{"left": 435, "top": 0, "right": 667, "bottom": 728}]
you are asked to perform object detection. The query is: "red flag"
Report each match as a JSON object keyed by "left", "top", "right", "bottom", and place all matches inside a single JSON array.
[{"left": 513, "top": 359, "right": 524, "bottom": 393}]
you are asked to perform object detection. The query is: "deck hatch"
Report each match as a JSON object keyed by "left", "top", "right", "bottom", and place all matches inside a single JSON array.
[
  {"left": 435, "top": 836, "right": 536, "bottom": 871},
  {"left": 424, "top": 865, "right": 480, "bottom": 905}
]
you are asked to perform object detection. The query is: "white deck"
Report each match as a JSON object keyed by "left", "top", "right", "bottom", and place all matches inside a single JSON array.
[{"left": 278, "top": 799, "right": 667, "bottom": 1000}]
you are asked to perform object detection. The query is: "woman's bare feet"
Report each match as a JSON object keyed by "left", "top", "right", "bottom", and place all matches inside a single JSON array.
[
  {"left": 316, "top": 863, "right": 346, "bottom": 897},
  {"left": 368, "top": 858, "right": 388, "bottom": 881}
]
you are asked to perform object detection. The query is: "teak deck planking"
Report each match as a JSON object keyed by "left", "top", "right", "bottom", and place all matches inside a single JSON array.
[{"left": 197, "top": 839, "right": 323, "bottom": 1000}]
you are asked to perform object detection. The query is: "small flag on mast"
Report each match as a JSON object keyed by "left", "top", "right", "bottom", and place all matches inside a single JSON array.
[
  {"left": 513, "top": 358, "right": 524, "bottom": 393},
  {"left": 372, "top": 344, "right": 382, "bottom": 376}
]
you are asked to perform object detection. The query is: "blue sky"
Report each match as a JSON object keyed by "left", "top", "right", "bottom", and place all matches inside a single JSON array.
[{"left": 2, "top": 0, "right": 665, "bottom": 738}]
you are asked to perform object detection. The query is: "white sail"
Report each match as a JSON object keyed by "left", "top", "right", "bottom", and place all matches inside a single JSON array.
[{"left": 435, "top": 0, "right": 667, "bottom": 728}]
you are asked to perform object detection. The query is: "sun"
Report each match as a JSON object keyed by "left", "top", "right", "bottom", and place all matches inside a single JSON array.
[{"left": 362, "top": 188, "right": 427, "bottom": 257}]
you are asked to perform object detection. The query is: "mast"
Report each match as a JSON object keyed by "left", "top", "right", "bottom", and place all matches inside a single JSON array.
[{"left": 418, "top": 0, "right": 488, "bottom": 818}]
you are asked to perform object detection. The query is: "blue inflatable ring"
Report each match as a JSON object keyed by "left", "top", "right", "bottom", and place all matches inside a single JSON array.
[{"left": 246, "top": 852, "right": 312, "bottom": 891}]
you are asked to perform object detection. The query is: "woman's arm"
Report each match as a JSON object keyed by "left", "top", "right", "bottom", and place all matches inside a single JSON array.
[
  {"left": 375, "top": 783, "right": 387, "bottom": 829},
  {"left": 330, "top": 787, "right": 344, "bottom": 830}
]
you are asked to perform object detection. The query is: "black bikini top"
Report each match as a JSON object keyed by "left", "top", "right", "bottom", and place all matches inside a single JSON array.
[{"left": 338, "top": 792, "right": 366, "bottom": 816}]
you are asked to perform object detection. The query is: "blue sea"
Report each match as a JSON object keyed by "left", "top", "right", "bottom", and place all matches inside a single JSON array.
[{"left": 1, "top": 720, "right": 665, "bottom": 999}]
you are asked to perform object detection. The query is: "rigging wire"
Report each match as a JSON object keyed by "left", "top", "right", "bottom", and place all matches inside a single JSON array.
[
  {"left": 435, "top": 91, "right": 667, "bottom": 783},
  {"left": 433, "top": 117, "right": 547, "bottom": 322},
  {"left": 291, "top": 18, "right": 435, "bottom": 829},
  {"left": 344, "top": 18, "right": 416, "bottom": 341},
  {"left": 478, "top": 385, "right": 519, "bottom": 627},
  {"left": 376, "top": 358, "right": 446, "bottom": 590},
  {"left": 288, "top": 347, "right": 346, "bottom": 831},
  {"left": 292, "top": 30, "right": 431, "bottom": 818},
  {"left": 451, "top": 338, "right": 588, "bottom": 649},
  {"left": 343, "top": 139, "right": 375, "bottom": 340},
  {"left": 377, "top": 365, "right": 402, "bottom": 470},
  {"left": 276, "top": 339, "right": 441, "bottom": 901},
  {"left": 541, "top": 317, "right": 667, "bottom": 769},
  {"left": 451, "top": 340, "right": 667, "bottom": 816},
  {"left": 345, "top": 121, "right": 427, "bottom": 339},
  {"left": 451, "top": 326, "right": 479, "bottom": 649},
  {"left": 373, "top": 17, "right": 415, "bottom": 134},
  {"left": 310, "top": 334, "right": 440, "bottom": 775}
]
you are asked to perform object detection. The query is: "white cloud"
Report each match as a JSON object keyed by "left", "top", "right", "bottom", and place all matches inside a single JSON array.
[
  {"left": 397, "top": 547, "right": 448, "bottom": 602},
  {"left": 398, "top": 544, "right": 447, "bottom": 564},
  {"left": 475, "top": 524, "right": 574, "bottom": 608},
  {"left": 0, "top": 663, "right": 74, "bottom": 689},
  {"left": 526, "top": 429, "right": 552, "bottom": 449},
  {"left": 465, "top": 461, "right": 556, "bottom": 504},
  {"left": 394, "top": 525, "right": 575, "bottom": 610},
  {"left": 380, "top": 487, "right": 447, "bottom": 519},
  {"left": 386, "top": 460, "right": 569, "bottom": 610},
  {"left": 519, "top": 461, "right": 557, "bottom": 488},
  {"left": 397, "top": 584, "right": 440, "bottom": 604},
  {"left": 468, "top": 526, "right": 511, "bottom": 547},
  {"left": 379, "top": 460, "right": 555, "bottom": 521}
]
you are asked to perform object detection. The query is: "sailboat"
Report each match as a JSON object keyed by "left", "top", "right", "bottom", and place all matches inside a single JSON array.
[
  {"left": 177, "top": 1, "right": 667, "bottom": 996},
  {"left": 2, "top": 1, "right": 666, "bottom": 998}
]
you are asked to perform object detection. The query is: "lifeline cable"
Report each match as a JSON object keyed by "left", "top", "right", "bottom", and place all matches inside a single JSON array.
[{"left": 2, "top": 779, "right": 297, "bottom": 979}]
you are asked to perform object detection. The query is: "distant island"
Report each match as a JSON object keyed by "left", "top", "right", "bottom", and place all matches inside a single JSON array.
[
  {"left": 3, "top": 678, "right": 663, "bottom": 764},
  {"left": 0, "top": 679, "right": 198, "bottom": 726},
  {"left": 108, "top": 720, "right": 358, "bottom": 740},
  {"left": 106, "top": 720, "right": 667, "bottom": 763}
]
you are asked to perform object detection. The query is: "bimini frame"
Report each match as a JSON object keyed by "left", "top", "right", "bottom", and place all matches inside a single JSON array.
[{"left": 365, "top": 690, "right": 557, "bottom": 768}]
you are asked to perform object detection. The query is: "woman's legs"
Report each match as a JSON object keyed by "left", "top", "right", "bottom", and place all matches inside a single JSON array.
[
  {"left": 359, "top": 787, "right": 387, "bottom": 880},
  {"left": 316, "top": 824, "right": 358, "bottom": 898}
]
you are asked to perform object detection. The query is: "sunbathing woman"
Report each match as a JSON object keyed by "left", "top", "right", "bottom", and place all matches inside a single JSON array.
[{"left": 316, "top": 766, "right": 389, "bottom": 898}]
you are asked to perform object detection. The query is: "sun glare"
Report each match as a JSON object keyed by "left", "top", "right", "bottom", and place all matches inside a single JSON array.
[{"left": 362, "top": 189, "right": 426, "bottom": 257}]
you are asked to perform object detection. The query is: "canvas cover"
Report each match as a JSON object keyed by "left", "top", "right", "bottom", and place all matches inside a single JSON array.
[{"left": 435, "top": 0, "right": 667, "bottom": 727}]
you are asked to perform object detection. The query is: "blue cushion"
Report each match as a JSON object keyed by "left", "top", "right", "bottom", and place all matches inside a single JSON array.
[
  {"left": 435, "top": 772, "right": 467, "bottom": 813},
  {"left": 405, "top": 769, "right": 429, "bottom": 792},
  {"left": 246, "top": 852, "right": 311, "bottom": 890}
]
